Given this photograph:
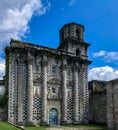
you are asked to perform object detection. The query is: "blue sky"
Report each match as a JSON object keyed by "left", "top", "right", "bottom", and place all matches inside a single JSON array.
[{"left": 0, "top": 0, "right": 118, "bottom": 81}]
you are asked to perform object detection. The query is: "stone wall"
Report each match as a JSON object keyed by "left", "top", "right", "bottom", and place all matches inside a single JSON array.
[
  {"left": 89, "top": 80, "right": 107, "bottom": 124},
  {"left": 106, "top": 79, "right": 118, "bottom": 130}
]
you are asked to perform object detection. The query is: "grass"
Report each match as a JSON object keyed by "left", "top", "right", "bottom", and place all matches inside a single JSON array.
[
  {"left": 0, "top": 122, "right": 20, "bottom": 130},
  {"left": 0, "top": 122, "right": 108, "bottom": 130},
  {"left": 26, "top": 124, "right": 108, "bottom": 130}
]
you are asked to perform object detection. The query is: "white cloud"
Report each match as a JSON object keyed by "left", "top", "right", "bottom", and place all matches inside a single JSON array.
[
  {"left": 92, "top": 50, "right": 118, "bottom": 62},
  {"left": 88, "top": 66, "right": 118, "bottom": 81},
  {"left": 0, "top": 0, "right": 50, "bottom": 79},
  {"left": 93, "top": 50, "right": 107, "bottom": 57},
  {"left": 0, "top": 0, "right": 50, "bottom": 53},
  {"left": 0, "top": 58, "right": 5, "bottom": 80}
]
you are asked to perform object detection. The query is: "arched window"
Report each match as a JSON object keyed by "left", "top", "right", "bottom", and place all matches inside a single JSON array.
[
  {"left": 52, "top": 87, "right": 56, "bottom": 93},
  {"left": 76, "top": 29, "right": 80, "bottom": 39},
  {"left": 76, "top": 48, "right": 81, "bottom": 57}
]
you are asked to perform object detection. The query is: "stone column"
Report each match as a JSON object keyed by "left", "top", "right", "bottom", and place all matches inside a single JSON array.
[
  {"left": 41, "top": 60, "right": 48, "bottom": 125},
  {"left": 61, "top": 64, "right": 67, "bottom": 124},
  {"left": 73, "top": 67, "right": 79, "bottom": 124},
  {"left": 17, "top": 60, "right": 24, "bottom": 126},
  {"left": 27, "top": 59, "right": 33, "bottom": 125}
]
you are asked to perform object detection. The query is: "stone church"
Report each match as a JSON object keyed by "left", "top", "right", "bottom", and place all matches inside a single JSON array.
[{"left": 5, "top": 23, "right": 91, "bottom": 126}]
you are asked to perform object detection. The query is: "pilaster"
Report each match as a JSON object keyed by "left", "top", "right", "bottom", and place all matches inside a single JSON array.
[
  {"left": 27, "top": 58, "right": 33, "bottom": 125},
  {"left": 61, "top": 64, "right": 68, "bottom": 125},
  {"left": 41, "top": 59, "right": 48, "bottom": 125}
]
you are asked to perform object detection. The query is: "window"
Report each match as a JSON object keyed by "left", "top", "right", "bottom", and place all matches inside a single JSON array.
[
  {"left": 36, "top": 64, "right": 39, "bottom": 71},
  {"left": 52, "top": 87, "right": 56, "bottom": 93},
  {"left": 52, "top": 66, "right": 56, "bottom": 73},
  {"left": 76, "top": 29, "right": 80, "bottom": 39}
]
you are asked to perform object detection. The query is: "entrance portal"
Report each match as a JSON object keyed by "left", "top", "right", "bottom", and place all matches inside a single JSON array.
[{"left": 49, "top": 108, "right": 58, "bottom": 125}]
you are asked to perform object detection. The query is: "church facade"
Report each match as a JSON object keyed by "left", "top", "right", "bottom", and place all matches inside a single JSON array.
[{"left": 5, "top": 23, "right": 91, "bottom": 126}]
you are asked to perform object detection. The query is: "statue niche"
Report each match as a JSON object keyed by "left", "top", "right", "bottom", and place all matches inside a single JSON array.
[{"left": 47, "top": 78, "right": 61, "bottom": 100}]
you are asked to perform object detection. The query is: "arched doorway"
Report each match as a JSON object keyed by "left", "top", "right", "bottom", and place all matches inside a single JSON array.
[{"left": 49, "top": 108, "right": 58, "bottom": 125}]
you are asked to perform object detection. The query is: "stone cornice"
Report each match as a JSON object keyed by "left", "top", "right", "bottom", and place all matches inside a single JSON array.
[{"left": 7, "top": 39, "right": 92, "bottom": 65}]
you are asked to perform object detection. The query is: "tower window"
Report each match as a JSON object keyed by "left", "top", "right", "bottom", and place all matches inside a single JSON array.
[
  {"left": 76, "top": 29, "right": 80, "bottom": 39},
  {"left": 52, "top": 66, "right": 56, "bottom": 73},
  {"left": 52, "top": 87, "right": 56, "bottom": 93}
]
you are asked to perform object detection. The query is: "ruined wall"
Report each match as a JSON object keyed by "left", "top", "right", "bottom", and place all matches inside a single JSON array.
[
  {"left": 106, "top": 79, "right": 118, "bottom": 130},
  {"left": 89, "top": 80, "right": 107, "bottom": 124}
]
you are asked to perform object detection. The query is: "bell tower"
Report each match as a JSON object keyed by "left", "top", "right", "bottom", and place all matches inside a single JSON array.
[{"left": 58, "top": 23, "right": 90, "bottom": 60}]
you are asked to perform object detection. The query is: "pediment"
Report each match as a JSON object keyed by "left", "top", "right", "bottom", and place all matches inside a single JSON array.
[{"left": 48, "top": 78, "right": 61, "bottom": 85}]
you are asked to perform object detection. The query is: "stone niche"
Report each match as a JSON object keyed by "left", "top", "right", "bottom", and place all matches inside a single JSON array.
[{"left": 47, "top": 78, "right": 61, "bottom": 100}]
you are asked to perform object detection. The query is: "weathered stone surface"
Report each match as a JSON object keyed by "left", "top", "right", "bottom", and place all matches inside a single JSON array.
[
  {"left": 89, "top": 80, "right": 107, "bottom": 124},
  {"left": 106, "top": 79, "right": 118, "bottom": 130}
]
